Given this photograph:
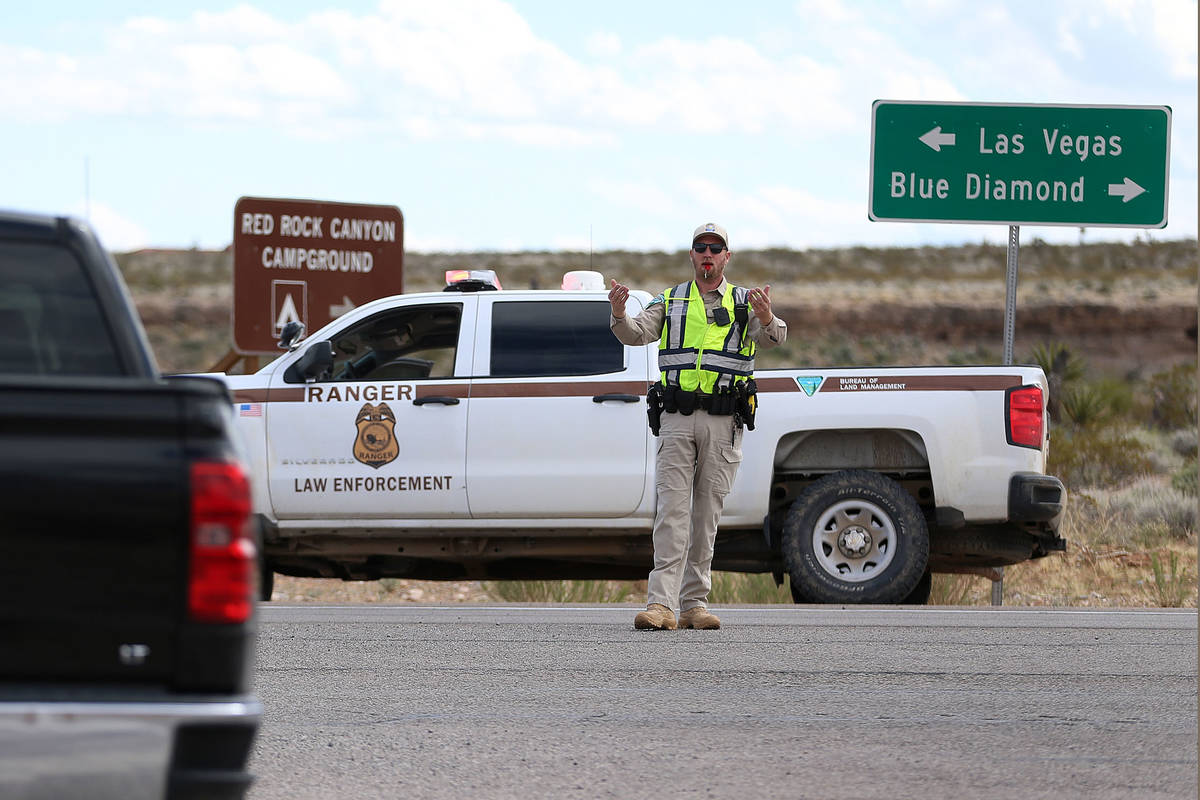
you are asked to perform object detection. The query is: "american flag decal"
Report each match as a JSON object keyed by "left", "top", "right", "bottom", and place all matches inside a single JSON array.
[{"left": 239, "top": 403, "right": 263, "bottom": 417}]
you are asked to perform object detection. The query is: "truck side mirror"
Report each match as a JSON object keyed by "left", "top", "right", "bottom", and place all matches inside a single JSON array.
[
  {"left": 278, "top": 321, "right": 306, "bottom": 350},
  {"left": 292, "top": 341, "right": 333, "bottom": 382}
]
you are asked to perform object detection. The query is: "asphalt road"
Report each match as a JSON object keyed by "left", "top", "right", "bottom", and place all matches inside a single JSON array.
[{"left": 248, "top": 605, "right": 1197, "bottom": 800}]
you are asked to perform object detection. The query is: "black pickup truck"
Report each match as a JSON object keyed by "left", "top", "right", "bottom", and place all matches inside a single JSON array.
[{"left": 0, "top": 211, "right": 260, "bottom": 799}]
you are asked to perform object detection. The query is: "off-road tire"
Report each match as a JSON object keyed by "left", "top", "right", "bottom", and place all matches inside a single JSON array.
[
  {"left": 782, "top": 470, "right": 930, "bottom": 604},
  {"left": 900, "top": 569, "right": 933, "bottom": 605},
  {"left": 259, "top": 560, "right": 275, "bottom": 601}
]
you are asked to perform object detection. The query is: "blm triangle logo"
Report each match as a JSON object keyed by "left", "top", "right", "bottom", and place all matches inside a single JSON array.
[{"left": 795, "top": 376, "right": 823, "bottom": 396}]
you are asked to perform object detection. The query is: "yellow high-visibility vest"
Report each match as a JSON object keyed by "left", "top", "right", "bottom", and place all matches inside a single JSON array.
[{"left": 657, "top": 281, "right": 756, "bottom": 393}]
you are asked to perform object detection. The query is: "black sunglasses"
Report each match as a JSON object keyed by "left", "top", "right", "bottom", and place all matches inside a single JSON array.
[{"left": 693, "top": 243, "right": 726, "bottom": 254}]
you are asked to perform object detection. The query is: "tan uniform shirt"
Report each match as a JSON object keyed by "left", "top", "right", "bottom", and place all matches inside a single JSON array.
[{"left": 609, "top": 277, "right": 787, "bottom": 350}]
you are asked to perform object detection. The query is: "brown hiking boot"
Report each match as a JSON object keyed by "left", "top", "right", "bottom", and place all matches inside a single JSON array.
[
  {"left": 634, "top": 604, "right": 677, "bottom": 630},
  {"left": 679, "top": 606, "right": 721, "bottom": 630}
]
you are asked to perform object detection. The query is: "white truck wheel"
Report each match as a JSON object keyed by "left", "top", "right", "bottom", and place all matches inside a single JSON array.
[{"left": 782, "top": 470, "right": 929, "bottom": 604}]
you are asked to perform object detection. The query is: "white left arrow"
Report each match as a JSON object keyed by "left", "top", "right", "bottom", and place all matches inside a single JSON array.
[
  {"left": 1107, "top": 177, "right": 1146, "bottom": 203},
  {"left": 919, "top": 126, "right": 956, "bottom": 151},
  {"left": 329, "top": 295, "right": 356, "bottom": 317}
]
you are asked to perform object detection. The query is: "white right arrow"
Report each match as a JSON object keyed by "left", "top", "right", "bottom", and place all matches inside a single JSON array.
[
  {"left": 1107, "top": 177, "right": 1146, "bottom": 203},
  {"left": 919, "top": 126, "right": 956, "bottom": 151},
  {"left": 329, "top": 295, "right": 356, "bottom": 317}
]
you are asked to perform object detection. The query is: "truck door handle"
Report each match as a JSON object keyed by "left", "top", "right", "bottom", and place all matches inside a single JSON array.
[
  {"left": 592, "top": 393, "right": 640, "bottom": 403},
  {"left": 413, "top": 396, "right": 461, "bottom": 406}
]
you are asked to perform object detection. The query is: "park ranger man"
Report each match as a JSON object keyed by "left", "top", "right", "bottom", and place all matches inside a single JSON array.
[{"left": 609, "top": 223, "right": 787, "bottom": 630}]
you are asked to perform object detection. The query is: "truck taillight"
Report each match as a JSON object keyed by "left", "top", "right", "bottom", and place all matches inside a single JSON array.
[
  {"left": 1006, "top": 385, "right": 1045, "bottom": 450},
  {"left": 189, "top": 461, "right": 256, "bottom": 624}
]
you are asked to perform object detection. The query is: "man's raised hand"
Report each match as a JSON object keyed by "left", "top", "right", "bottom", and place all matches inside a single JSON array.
[
  {"left": 749, "top": 284, "right": 773, "bottom": 325},
  {"left": 609, "top": 279, "right": 629, "bottom": 318}
]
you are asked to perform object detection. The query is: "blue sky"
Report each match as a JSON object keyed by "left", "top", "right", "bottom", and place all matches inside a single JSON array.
[{"left": 2, "top": 0, "right": 1195, "bottom": 252}]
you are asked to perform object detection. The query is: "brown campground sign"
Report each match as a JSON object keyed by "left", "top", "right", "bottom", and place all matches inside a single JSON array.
[{"left": 232, "top": 197, "right": 404, "bottom": 353}]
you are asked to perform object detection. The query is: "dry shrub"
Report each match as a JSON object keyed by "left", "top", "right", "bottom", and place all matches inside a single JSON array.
[
  {"left": 1172, "top": 460, "right": 1197, "bottom": 496},
  {"left": 1169, "top": 428, "right": 1198, "bottom": 457},
  {"left": 929, "top": 573, "right": 986, "bottom": 605},
  {"left": 1003, "top": 542, "right": 1197, "bottom": 607},
  {"left": 710, "top": 572, "right": 792, "bottom": 604},
  {"left": 483, "top": 580, "right": 644, "bottom": 603},
  {"left": 1048, "top": 425, "right": 1155, "bottom": 489},
  {"left": 1071, "top": 478, "right": 1196, "bottom": 549},
  {"left": 1103, "top": 479, "right": 1197, "bottom": 540},
  {"left": 1146, "top": 364, "right": 1197, "bottom": 430},
  {"left": 1125, "top": 426, "right": 1192, "bottom": 474}
]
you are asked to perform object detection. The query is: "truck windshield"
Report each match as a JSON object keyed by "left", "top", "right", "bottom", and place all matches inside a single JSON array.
[
  {"left": 325, "top": 303, "right": 463, "bottom": 382},
  {"left": 0, "top": 242, "right": 122, "bottom": 376}
]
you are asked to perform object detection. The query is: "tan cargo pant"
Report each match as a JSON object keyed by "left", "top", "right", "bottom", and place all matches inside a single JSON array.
[{"left": 646, "top": 409, "right": 743, "bottom": 613}]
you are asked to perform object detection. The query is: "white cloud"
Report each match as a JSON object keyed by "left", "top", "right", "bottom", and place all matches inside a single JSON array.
[
  {"left": 794, "top": 0, "right": 865, "bottom": 24},
  {"left": 1148, "top": 0, "right": 1199, "bottom": 80},
  {"left": 404, "top": 231, "right": 479, "bottom": 252},
  {"left": 548, "top": 233, "right": 594, "bottom": 251},
  {"left": 457, "top": 121, "right": 616, "bottom": 147},
  {"left": 725, "top": 184, "right": 873, "bottom": 249},
  {"left": 1056, "top": 19, "right": 1085, "bottom": 59},
  {"left": 586, "top": 32, "right": 621, "bottom": 58},
  {"left": 78, "top": 203, "right": 151, "bottom": 251},
  {"left": 587, "top": 179, "right": 681, "bottom": 217},
  {"left": 2, "top": 1, "right": 1192, "bottom": 250},
  {"left": 0, "top": 2, "right": 950, "bottom": 142},
  {"left": 1093, "top": 0, "right": 1197, "bottom": 80},
  {"left": 1, "top": 1, "right": 1192, "bottom": 147}
]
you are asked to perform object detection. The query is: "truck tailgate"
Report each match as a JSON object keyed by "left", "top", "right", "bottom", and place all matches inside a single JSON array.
[{"left": 0, "top": 377, "right": 212, "bottom": 685}]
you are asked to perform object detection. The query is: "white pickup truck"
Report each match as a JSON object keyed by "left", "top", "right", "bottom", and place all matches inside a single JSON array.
[{"left": 214, "top": 270, "right": 1065, "bottom": 604}]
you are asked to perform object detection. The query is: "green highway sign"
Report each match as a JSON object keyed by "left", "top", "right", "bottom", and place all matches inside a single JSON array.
[{"left": 869, "top": 101, "right": 1171, "bottom": 228}]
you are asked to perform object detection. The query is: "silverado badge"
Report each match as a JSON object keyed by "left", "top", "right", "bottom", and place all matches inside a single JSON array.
[{"left": 353, "top": 403, "right": 398, "bottom": 468}]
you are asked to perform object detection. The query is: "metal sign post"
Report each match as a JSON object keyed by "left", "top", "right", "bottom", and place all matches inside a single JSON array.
[{"left": 993, "top": 223, "right": 1021, "bottom": 605}]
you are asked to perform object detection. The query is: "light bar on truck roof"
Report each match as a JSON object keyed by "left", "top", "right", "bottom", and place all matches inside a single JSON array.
[
  {"left": 444, "top": 269, "right": 502, "bottom": 292},
  {"left": 561, "top": 270, "right": 605, "bottom": 291}
]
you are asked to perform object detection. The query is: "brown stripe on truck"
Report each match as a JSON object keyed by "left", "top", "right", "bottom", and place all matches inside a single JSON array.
[
  {"left": 817, "top": 374, "right": 1023, "bottom": 392},
  {"left": 468, "top": 381, "right": 646, "bottom": 398}
]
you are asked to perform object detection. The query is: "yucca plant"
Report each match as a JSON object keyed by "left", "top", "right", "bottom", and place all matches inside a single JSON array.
[
  {"left": 1028, "top": 341, "right": 1088, "bottom": 383},
  {"left": 1028, "top": 341, "right": 1088, "bottom": 423},
  {"left": 1149, "top": 552, "right": 1193, "bottom": 607},
  {"left": 1061, "top": 384, "right": 1111, "bottom": 427}
]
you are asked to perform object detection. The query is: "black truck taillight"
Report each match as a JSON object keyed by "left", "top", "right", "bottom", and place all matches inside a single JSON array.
[
  {"left": 1006, "top": 385, "right": 1045, "bottom": 450},
  {"left": 189, "top": 461, "right": 256, "bottom": 624}
]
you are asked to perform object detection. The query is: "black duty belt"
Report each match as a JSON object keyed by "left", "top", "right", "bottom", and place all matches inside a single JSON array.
[
  {"left": 666, "top": 388, "right": 733, "bottom": 416},
  {"left": 647, "top": 381, "right": 758, "bottom": 435}
]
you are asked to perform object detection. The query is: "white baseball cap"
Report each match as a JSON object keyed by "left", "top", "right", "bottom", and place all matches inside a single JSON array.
[{"left": 692, "top": 222, "right": 729, "bottom": 247}]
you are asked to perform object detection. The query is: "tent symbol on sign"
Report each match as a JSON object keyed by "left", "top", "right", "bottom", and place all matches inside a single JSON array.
[
  {"left": 271, "top": 280, "right": 308, "bottom": 337},
  {"left": 276, "top": 294, "right": 301, "bottom": 331}
]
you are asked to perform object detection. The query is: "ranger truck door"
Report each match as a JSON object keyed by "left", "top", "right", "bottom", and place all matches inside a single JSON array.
[
  {"left": 465, "top": 294, "right": 649, "bottom": 518},
  {"left": 265, "top": 297, "right": 475, "bottom": 519}
]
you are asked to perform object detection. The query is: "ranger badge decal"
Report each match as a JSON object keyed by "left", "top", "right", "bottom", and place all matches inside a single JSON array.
[{"left": 353, "top": 402, "right": 398, "bottom": 468}]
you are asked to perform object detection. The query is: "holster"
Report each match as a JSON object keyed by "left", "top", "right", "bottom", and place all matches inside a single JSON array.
[
  {"left": 662, "top": 387, "right": 679, "bottom": 414},
  {"left": 736, "top": 379, "right": 758, "bottom": 431},
  {"left": 646, "top": 383, "right": 665, "bottom": 436}
]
